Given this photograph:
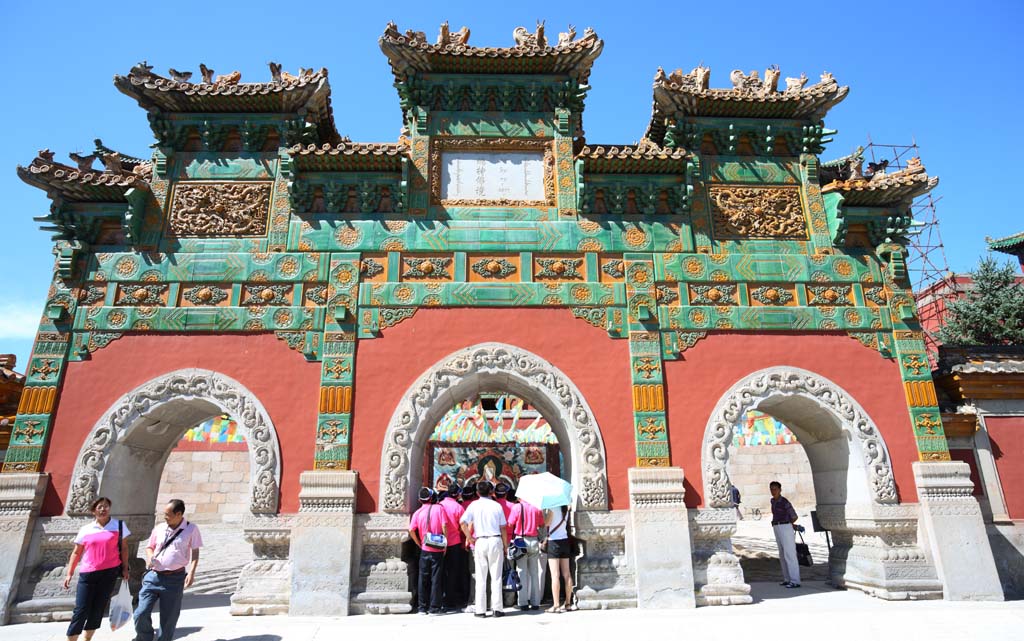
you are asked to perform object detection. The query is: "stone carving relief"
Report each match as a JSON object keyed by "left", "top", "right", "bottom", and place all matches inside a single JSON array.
[
  {"left": 66, "top": 369, "right": 282, "bottom": 516},
  {"left": 708, "top": 186, "right": 806, "bottom": 239},
  {"left": 702, "top": 366, "right": 897, "bottom": 508},
  {"left": 379, "top": 343, "right": 608, "bottom": 512},
  {"left": 168, "top": 181, "right": 273, "bottom": 237}
]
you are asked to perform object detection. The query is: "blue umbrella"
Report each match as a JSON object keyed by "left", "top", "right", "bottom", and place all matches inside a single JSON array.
[{"left": 515, "top": 472, "right": 573, "bottom": 510}]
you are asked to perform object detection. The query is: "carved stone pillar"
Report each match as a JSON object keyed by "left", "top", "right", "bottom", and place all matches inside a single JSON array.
[
  {"left": 627, "top": 467, "right": 695, "bottom": 608},
  {"left": 0, "top": 474, "right": 47, "bottom": 625},
  {"left": 689, "top": 507, "right": 751, "bottom": 605},
  {"left": 914, "top": 461, "right": 1003, "bottom": 601},
  {"left": 230, "top": 515, "right": 291, "bottom": 615},
  {"left": 289, "top": 470, "right": 357, "bottom": 616}
]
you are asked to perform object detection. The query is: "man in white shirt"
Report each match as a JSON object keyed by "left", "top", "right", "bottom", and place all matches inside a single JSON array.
[{"left": 459, "top": 481, "right": 508, "bottom": 618}]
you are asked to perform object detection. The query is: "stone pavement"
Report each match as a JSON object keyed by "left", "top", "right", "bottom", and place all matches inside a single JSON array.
[{"left": 5, "top": 583, "right": 1022, "bottom": 641}]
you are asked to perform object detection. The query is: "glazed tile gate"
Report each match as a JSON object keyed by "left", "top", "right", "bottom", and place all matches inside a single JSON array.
[{"left": 0, "top": 22, "right": 1005, "bottom": 622}]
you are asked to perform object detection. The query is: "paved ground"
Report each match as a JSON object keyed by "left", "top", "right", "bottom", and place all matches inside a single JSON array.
[
  {"left": 5, "top": 584, "right": 1022, "bottom": 641},
  {"left": 57, "top": 521, "right": 1016, "bottom": 641}
]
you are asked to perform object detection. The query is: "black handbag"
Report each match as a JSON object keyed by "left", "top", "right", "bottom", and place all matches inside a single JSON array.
[{"left": 795, "top": 531, "right": 812, "bottom": 567}]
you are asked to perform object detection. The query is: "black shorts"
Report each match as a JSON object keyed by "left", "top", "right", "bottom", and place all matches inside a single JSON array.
[{"left": 547, "top": 538, "right": 572, "bottom": 559}]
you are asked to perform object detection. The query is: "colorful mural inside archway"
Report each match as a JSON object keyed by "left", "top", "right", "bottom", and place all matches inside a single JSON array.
[
  {"left": 182, "top": 415, "right": 246, "bottom": 444},
  {"left": 732, "top": 410, "right": 799, "bottom": 447},
  {"left": 425, "top": 394, "right": 560, "bottom": 490}
]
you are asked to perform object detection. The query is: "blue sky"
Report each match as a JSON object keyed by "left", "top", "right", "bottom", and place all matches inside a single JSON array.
[{"left": 1, "top": 0, "right": 1021, "bottom": 369}]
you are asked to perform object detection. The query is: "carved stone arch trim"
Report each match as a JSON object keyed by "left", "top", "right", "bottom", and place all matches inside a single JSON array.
[
  {"left": 702, "top": 366, "right": 898, "bottom": 508},
  {"left": 379, "top": 342, "right": 609, "bottom": 513},
  {"left": 66, "top": 368, "right": 282, "bottom": 516}
]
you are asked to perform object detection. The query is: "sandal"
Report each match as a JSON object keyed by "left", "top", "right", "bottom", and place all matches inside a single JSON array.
[
  {"left": 564, "top": 603, "right": 578, "bottom": 611},
  {"left": 546, "top": 606, "right": 563, "bottom": 613}
]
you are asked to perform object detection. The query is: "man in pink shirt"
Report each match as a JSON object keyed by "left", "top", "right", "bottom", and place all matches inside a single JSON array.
[
  {"left": 495, "top": 482, "right": 513, "bottom": 521},
  {"left": 408, "top": 488, "right": 448, "bottom": 615},
  {"left": 133, "top": 499, "right": 202, "bottom": 641},
  {"left": 438, "top": 484, "right": 468, "bottom": 612},
  {"left": 507, "top": 496, "right": 545, "bottom": 610}
]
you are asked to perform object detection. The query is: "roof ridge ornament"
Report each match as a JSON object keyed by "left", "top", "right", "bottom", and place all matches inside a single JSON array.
[
  {"left": 437, "top": 21, "right": 470, "bottom": 47},
  {"left": 513, "top": 20, "right": 547, "bottom": 49}
]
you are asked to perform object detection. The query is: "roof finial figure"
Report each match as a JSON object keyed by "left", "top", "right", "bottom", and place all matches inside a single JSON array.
[
  {"left": 68, "top": 151, "right": 99, "bottom": 172},
  {"left": 269, "top": 62, "right": 282, "bottom": 83},
  {"left": 513, "top": 20, "right": 546, "bottom": 49},
  {"left": 130, "top": 61, "right": 155, "bottom": 78},
  {"left": 199, "top": 63, "right": 214, "bottom": 84},
  {"left": 764, "top": 65, "right": 780, "bottom": 93},
  {"left": 437, "top": 21, "right": 470, "bottom": 46},
  {"left": 38, "top": 149, "right": 54, "bottom": 162},
  {"left": 168, "top": 68, "right": 192, "bottom": 83},
  {"left": 784, "top": 73, "right": 808, "bottom": 92},
  {"left": 557, "top": 24, "right": 576, "bottom": 46}
]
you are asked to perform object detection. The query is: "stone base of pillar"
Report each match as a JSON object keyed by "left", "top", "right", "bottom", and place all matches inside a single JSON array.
[
  {"left": 289, "top": 470, "right": 358, "bottom": 616},
  {"left": 689, "top": 508, "right": 751, "bottom": 606},
  {"left": 816, "top": 503, "right": 942, "bottom": 600},
  {"left": 0, "top": 474, "right": 50, "bottom": 626},
  {"left": 574, "top": 509, "right": 636, "bottom": 609},
  {"left": 350, "top": 513, "right": 412, "bottom": 614},
  {"left": 914, "top": 461, "right": 1004, "bottom": 601},
  {"left": 230, "top": 515, "right": 292, "bottom": 616},
  {"left": 628, "top": 467, "right": 695, "bottom": 609}
]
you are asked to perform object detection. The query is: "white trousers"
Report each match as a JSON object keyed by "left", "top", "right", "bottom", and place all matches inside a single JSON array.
[
  {"left": 772, "top": 523, "right": 800, "bottom": 584},
  {"left": 516, "top": 538, "right": 544, "bottom": 607},
  {"left": 473, "top": 537, "right": 503, "bottom": 614}
]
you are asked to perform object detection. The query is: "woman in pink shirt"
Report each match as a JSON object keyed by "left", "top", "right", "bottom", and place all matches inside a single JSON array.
[{"left": 62, "top": 497, "right": 130, "bottom": 641}]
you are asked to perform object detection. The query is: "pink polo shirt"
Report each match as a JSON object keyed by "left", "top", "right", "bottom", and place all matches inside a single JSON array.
[
  {"left": 409, "top": 503, "right": 448, "bottom": 552},
  {"left": 506, "top": 502, "right": 543, "bottom": 537},
  {"left": 496, "top": 497, "right": 513, "bottom": 522},
  {"left": 75, "top": 519, "right": 130, "bottom": 573},
  {"left": 440, "top": 497, "right": 465, "bottom": 545},
  {"left": 148, "top": 521, "right": 202, "bottom": 572}
]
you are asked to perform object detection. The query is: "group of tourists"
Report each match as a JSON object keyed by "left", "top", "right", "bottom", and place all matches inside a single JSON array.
[
  {"left": 63, "top": 497, "right": 202, "bottom": 641},
  {"left": 407, "top": 479, "right": 578, "bottom": 617}
]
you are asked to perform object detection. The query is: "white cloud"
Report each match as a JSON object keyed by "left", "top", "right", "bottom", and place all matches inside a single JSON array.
[{"left": 0, "top": 301, "right": 43, "bottom": 339}]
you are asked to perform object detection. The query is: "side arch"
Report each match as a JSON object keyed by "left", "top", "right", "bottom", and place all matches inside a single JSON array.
[
  {"left": 66, "top": 368, "right": 282, "bottom": 515},
  {"left": 702, "top": 366, "right": 898, "bottom": 508},
  {"left": 378, "top": 342, "right": 609, "bottom": 512}
]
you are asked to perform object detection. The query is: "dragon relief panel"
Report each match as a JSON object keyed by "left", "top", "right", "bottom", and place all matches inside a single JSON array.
[
  {"left": 707, "top": 185, "right": 806, "bottom": 239},
  {"left": 168, "top": 181, "right": 273, "bottom": 237}
]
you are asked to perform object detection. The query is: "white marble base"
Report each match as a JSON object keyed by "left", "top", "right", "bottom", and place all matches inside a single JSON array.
[
  {"left": 289, "top": 471, "right": 358, "bottom": 616},
  {"left": 0, "top": 474, "right": 48, "bottom": 625},
  {"left": 913, "top": 461, "right": 1003, "bottom": 601},
  {"left": 628, "top": 468, "right": 695, "bottom": 609}
]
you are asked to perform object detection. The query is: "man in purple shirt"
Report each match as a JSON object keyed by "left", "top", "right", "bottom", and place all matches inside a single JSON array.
[{"left": 769, "top": 481, "right": 800, "bottom": 588}]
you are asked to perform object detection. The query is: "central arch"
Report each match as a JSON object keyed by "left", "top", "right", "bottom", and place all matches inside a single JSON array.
[
  {"left": 66, "top": 368, "right": 282, "bottom": 516},
  {"left": 379, "top": 342, "right": 609, "bottom": 512}
]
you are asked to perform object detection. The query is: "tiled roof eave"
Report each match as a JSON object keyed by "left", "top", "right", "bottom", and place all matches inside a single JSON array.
[
  {"left": 988, "top": 231, "right": 1024, "bottom": 253},
  {"left": 652, "top": 83, "right": 849, "bottom": 121},
  {"left": 16, "top": 162, "right": 148, "bottom": 202},
  {"left": 822, "top": 174, "right": 938, "bottom": 207}
]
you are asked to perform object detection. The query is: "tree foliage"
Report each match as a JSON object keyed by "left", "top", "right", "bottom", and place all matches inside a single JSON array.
[{"left": 937, "top": 256, "right": 1024, "bottom": 345}]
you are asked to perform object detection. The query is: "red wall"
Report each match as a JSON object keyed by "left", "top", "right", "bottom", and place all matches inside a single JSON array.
[
  {"left": 663, "top": 333, "right": 921, "bottom": 506},
  {"left": 986, "top": 415, "right": 1024, "bottom": 519},
  {"left": 40, "top": 323, "right": 925, "bottom": 517},
  {"left": 350, "top": 308, "right": 634, "bottom": 512},
  {"left": 41, "top": 333, "right": 320, "bottom": 516}
]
